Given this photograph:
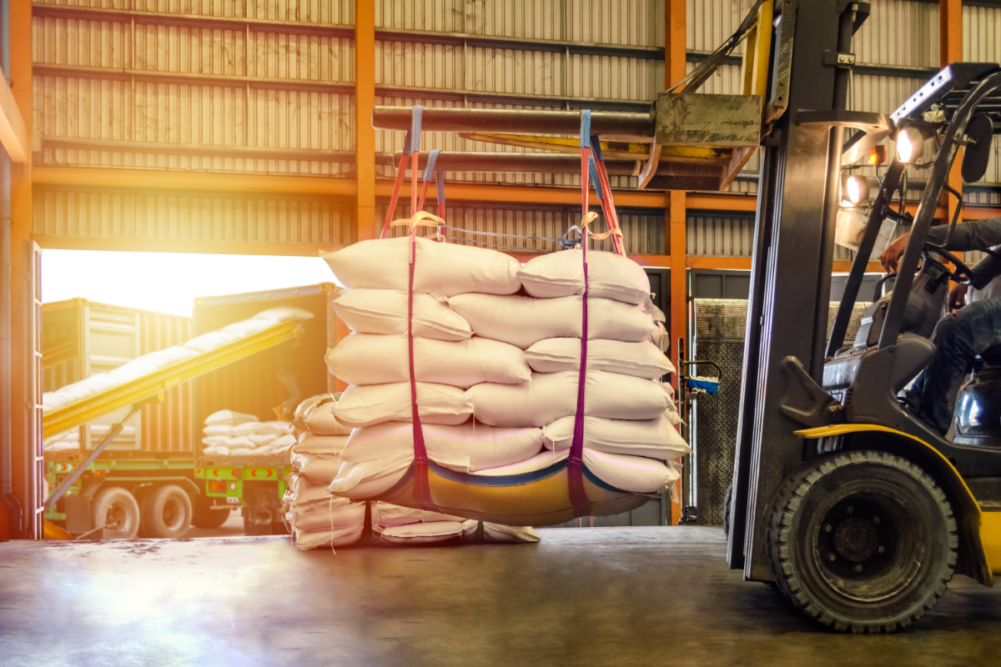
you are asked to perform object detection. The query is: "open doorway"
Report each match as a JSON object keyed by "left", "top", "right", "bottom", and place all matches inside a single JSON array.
[{"left": 40, "top": 249, "right": 339, "bottom": 541}]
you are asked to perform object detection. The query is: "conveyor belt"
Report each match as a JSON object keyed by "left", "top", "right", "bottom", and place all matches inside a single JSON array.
[{"left": 42, "top": 318, "right": 304, "bottom": 439}]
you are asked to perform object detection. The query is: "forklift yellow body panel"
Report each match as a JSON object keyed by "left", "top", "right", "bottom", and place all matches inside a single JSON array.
[{"left": 796, "top": 424, "right": 998, "bottom": 582}]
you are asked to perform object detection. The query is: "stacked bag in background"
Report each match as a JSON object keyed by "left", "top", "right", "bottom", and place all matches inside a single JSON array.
[
  {"left": 283, "top": 395, "right": 366, "bottom": 550},
  {"left": 284, "top": 394, "right": 540, "bottom": 550},
  {"left": 201, "top": 410, "right": 296, "bottom": 458},
  {"left": 320, "top": 237, "right": 691, "bottom": 526}
]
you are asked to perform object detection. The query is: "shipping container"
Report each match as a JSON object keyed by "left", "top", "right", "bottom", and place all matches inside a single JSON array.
[{"left": 42, "top": 299, "right": 193, "bottom": 454}]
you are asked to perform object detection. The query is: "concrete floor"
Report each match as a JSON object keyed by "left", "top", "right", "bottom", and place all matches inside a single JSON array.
[{"left": 2, "top": 528, "right": 1001, "bottom": 666}]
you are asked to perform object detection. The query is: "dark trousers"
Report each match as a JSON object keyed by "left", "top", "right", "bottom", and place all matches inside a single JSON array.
[{"left": 910, "top": 298, "right": 1001, "bottom": 433}]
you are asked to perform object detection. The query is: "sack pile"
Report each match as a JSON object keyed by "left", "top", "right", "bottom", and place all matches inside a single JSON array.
[
  {"left": 200, "top": 410, "right": 296, "bottom": 457},
  {"left": 284, "top": 394, "right": 540, "bottom": 550},
  {"left": 283, "top": 395, "right": 365, "bottom": 550},
  {"left": 320, "top": 237, "right": 691, "bottom": 526}
]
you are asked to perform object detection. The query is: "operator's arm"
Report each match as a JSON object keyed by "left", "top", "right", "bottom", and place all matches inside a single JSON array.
[
  {"left": 881, "top": 217, "right": 1001, "bottom": 285},
  {"left": 925, "top": 216, "right": 1001, "bottom": 251}
]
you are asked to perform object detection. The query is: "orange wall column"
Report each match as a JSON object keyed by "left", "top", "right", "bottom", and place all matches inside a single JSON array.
[
  {"left": 355, "top": 2, "right": 377, "bottom": 241},
  {"left": 666, "top": 0, "right": 687, "bottom": 525},
  {"left": 1, "top": 0, "right": 33, "bottom": 540},
  {"left": 941, "top": 0, "right": 963, "bottom": 227}
]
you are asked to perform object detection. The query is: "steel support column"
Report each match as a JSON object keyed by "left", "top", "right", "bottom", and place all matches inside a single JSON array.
[
  {"left": 0, "top": 0, "right": 31, "bottom": 540},
  {"left": 666, "top": 0, "right": 687, "bottom": 526},
  {"left": 355, "top": 2, "right": 376, "bottom": 241}
]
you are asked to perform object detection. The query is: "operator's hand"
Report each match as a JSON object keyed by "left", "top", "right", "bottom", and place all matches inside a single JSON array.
[
  {"left": 880, "top": 232, "right": 911, "bottom": 274},
  {"left": 949, "top": 283, "right": 969, "bottom": 312}
]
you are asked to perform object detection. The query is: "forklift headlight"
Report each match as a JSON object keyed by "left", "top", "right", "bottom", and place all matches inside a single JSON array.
[
  {"left": 844, "top": 175, "right": 870, "bottom": 206},
  {"left": 895, "top": 127, "right": 924, "bottom": 164}
]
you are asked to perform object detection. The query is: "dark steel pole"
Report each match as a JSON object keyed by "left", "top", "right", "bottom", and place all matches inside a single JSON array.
[{"left": 373, "top": 107, "right": 655, "bottom": 137}]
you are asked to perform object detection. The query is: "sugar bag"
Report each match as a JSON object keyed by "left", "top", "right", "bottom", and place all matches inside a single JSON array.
[
  {"left": 543, "top": 415, "right": 690, "bottom": 460},
  {"left": 321, "top": 236, "right": 521, "bottom": 296},
  {"left": 332, "top": 289, "right": 472, "bottom": 341},
  {"left": 326, "top": 334, "right": 530, "bottom": 388},
  {"left": 525, "top": 338, "right": 674, "bottom": 379},
  {"left": 377, "top": 520, "right": 478, "bottom": 545},
  {"left": 518, "top": 250, "right": 651, "bottom": 304},
  {"left": 448, "top": 294, "right": 655, "bottom": 348},
  {"left": 205, "top": 410, "right": 259, "bottom": 426},
  {"left": 466, "top": 371, "right": 673, "bottom": 427},
  {"left": 294, "top": 434, "right": 349, "bottom": 456},
  {"left": 341, "top": 421, "right": 543, "bottom": 472},
  {"left": 335, "top": 382, "right": 473, "bottom": 428},
  {"left": 303, "top": 401, "right": 352, "bottom": 436}
]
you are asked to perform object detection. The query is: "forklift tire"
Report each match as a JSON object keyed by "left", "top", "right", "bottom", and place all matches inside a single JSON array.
[
  {"left": 768, "top": 451, "right": 957, "bottom": 633},
  {"left": 191, "top": 495, "right": 232, "bottom": 530},
  {"left": 91, "top": 487, "right": 141, "bottom": 539},
  {"left": 142, "top": 484, "right": 193, "bottom": 539}
]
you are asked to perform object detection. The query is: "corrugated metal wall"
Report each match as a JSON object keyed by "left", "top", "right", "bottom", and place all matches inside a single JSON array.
[{"left": 33, "top": 186, "right": 354, "bottom": 248}]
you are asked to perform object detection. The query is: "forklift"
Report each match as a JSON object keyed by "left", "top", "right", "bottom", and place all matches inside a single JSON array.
[{"left": 726, "top": 4, "right": 1001, "bottom": 634}]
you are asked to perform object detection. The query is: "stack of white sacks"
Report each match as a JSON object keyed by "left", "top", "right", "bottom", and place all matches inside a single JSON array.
[
  {"left": 320, "top": 237, "right": 691, "bottom": 514},
  {"left": 201, "top": 410, "right": 296, "bottom": 457},
  {"left": 41, "top": 307, "right": 313, "bottom": 416},
  {"left": 283, "top": 394, "right": 540, "bottom": 550}
]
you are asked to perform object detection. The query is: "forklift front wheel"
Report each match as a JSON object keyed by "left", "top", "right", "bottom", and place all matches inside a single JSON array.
[{"left": 768, "top": 451, "right": 957, "bottom": 633}]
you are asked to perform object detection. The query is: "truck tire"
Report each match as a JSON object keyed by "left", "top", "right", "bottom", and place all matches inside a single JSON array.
[
  {"left": 191, "top": 494, "right": 232, "bottom": 529},
  {"left": 142, "top": 484, "right": 193, "bottom": 538},
  {"left": 91, "top": 487, "right": 141, "bottom": 539},
  {"left": 768, "top": 451, "right": 957, "bottom": 633}
]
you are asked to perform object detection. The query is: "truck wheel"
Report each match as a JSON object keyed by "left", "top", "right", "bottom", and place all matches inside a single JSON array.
[
  {"left": 768, "top": 451, "right": 957, "bottom": 633},
  {"left": 191, "top": 494, "right": 232, "bottom": 529},
  {"left": 242, "top": 507, "right": 275, "bottom": 536},
  {"left": 92, "top": 487, "right": 141, "bottom": 539},
  {"left": 142, "top": 485, "right": 193, "bottom": 538}
]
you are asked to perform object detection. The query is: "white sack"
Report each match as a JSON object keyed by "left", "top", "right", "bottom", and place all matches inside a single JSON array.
[
  {"left": 294, "top": 434, "right": 349, "bottom": 456},
  {"left": 287, "top": 496, "right": 363, "bottom": 532},
  {"left": 292, "top": 525, "right": 364, "bottom": 551},
  {"left": 202, "top": 436, "right": 229, "bottom": 448},
  {"left": 48, "top": 373, "right": 118, "bottom": 407},
  {"left": 288, "top": 475, "right": 334, "bottom": 506},
  {"left": 467, "top": 371, "right": 673, "bottom": 427},
  {"left": 205, "top": 410, "right": 259, "bottom": 426},
  {"left": 370, "top": 501, "right": 466, "bottom": 529},
  {"left": 476, "top": 448, "right": 677, "bottom": 494},
  {"left": 341, "top": 421, "right": 543, "bottom": 472},
  {"left": 378, "top": 520, "right": 478, "bottom": 545},
  {"left": 253, "top": 307, "right": 314, "bottom": 323},
  {"left": 107, "top": 346, "right": 199, "bottom": 383},
  {"left": 228, "top": 448, "right": 255, "bottom": 456},
  {"left": 219, "top": 318, "right": 276, "bottom": 338},
  {"left": 448, "top": 294, "right": 655, "bottom": 349},
  {"left": 326, "top": 334, "right": 530, "bottom": 388},
  {"left": 518, "top": 250, "right": 651, "bottom": 305},
  {"left": 203, "top": 424, "right": 233, "bottom": 437},
  {"left": 332, "top": 289, "right": 472, "bottom": 341},
  {"left": 525, "top": 338, "right": 674, "bottom": 379},
  {"left": 248, "top": 434, "right": 279, "bottom": 447},
  {"left": 543, "top": 415, "right": 691, "bottom": 460},
  {"left": 226, "top": 436, "right": 257, "bottom": 449},
  {"left": 483, "top": 523, "right": 541, "bottom": 543},
  {"left": 183, "top": 331, "right": 241, "bottom": 354},
  {"left": 328, "top": 449, "right": 412, "bottom": 500},
  {"left": 290, "top": 451, "right": 344, "bottom": 485},
  {"left": 322, "top": 236, "right": 522, "bottom": 296},
  {"left": 304, "top": 401, "right": 353, "bottom": 436},
  {"left": 335, "top": 382, "right": 473, "bottom": 428}
]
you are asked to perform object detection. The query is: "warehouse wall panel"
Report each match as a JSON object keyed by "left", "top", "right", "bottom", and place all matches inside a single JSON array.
[
  {"left": 33, "top": 187, "right": 354, "bottom": 247},
  {"left": 686, "top": 212, "right": 754, "bottom": 257},
  {"left": 568, "top": 53, "right": 662, "bottom": 102},
  {"left": 567, "top": 0, "right": 664, "bottom": 47},
  {"left": 686, "top": 0, "right": 746, "bottom": 55},
  {"left": 853, "top": 0, "right": 938, "bottom": 68},
  {"left": 964, "top": 3, "right": 1001, "bottom": 63}
]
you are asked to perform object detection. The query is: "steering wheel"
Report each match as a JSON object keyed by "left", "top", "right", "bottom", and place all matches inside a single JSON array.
[{"left": 923, "top": 245, "right": 976, "bottom": 285}]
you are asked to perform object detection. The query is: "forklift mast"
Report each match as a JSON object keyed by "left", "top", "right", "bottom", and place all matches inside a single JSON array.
[{"left": 726, "top": 0, "right": 875, "bottom": 579}]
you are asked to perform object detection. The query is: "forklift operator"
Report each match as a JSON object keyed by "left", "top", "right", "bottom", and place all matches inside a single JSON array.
[{"left": 880, "top": 217, "right": 1001, "bottom": 434}]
